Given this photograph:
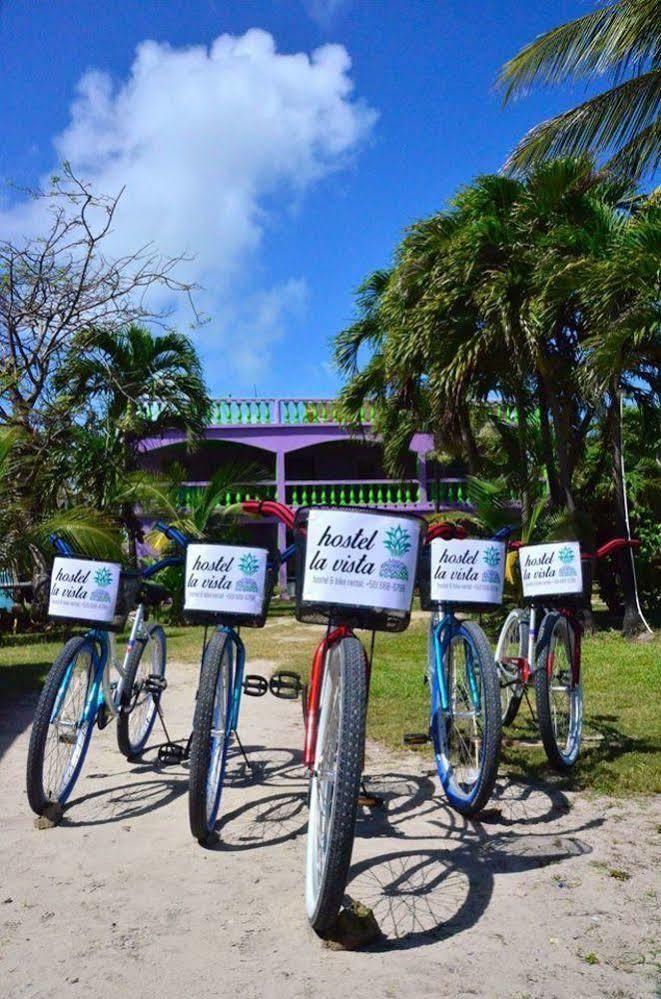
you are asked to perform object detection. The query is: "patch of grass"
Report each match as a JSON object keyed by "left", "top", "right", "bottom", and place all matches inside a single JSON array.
[{"left": 582, "top": 952, "right": 600, "bottom": 965}]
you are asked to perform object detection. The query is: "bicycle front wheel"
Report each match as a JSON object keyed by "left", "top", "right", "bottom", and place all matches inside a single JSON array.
[
  {"left": 431, "top": 620, "right": 501, "bottom": 816},
  {"left": 26, "top": 636, "right": 98, "bottom": 814},
  {"left": 188, "top": 630, "right": 234, "bottom": 844},
  {"left": 116, "top": 624, "right": 166, "bottom": 758},
  {"left": 305, "top": 635, "right": 367, "bottom": 935},
  {"left": 495, "top": 609, "right": 528, "bottom": 726},
  {"left": 534, "top": 613, "right": 582, "bottom": 770}
]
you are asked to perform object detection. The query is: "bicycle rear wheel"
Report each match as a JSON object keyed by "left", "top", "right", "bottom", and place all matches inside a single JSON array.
[
  {"left": 431, "top": 620, "right": 501, "bottom": 816},
  {"left": 26, "top": 636, "right": 98, "bottom": 814},
  {"left": 534, "top": 613, "right": 582, "bottom": 770},
  {"left": 305, "top": 635, "right": 367, "bottom": 935},
  {"left": 188, "top": 630, "right": 234, "bottom": 843},
  {"left": 116, "top": 624, "right": 166, "bottom": 758},
  {"left": 495, "top": 610, "right": 528, "bottom": 726}
]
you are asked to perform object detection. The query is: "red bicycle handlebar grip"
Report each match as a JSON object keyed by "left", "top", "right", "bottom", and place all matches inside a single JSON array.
[
  {"left": 241, "top": 499, "right": 295, "bottom": 529},
  {"left": 426, "top": 522, "right": 468, "bottom": 543},
  {"left": 595, "top": 537, "right": 640, "bottom": 559}
]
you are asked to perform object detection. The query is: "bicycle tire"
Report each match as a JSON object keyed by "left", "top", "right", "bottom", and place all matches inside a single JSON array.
[
  {"left": 431, "top": 619, "right": 501, "bottom": 816},
  {"left": 305, "top": 635, "right": 367, "bottom": 934},
  {"left": 495, "top": 609, "right": 528, "bottom": 726},
  {"left": 116, "top": 624, "right": 166, "bottom": 758},
  {"left": 534, "top": 612, "right": 582, "bottom": 771},
  {"left": 26, "top": 635, "right": 98, "bottom": 814},
  {"left": 188, "top": 629, "right": 233, "bottom": 843}
]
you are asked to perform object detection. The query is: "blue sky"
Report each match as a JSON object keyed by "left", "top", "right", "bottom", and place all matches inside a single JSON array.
[{"left": 1, "top": 1, "right": 596, "bottom": 398}]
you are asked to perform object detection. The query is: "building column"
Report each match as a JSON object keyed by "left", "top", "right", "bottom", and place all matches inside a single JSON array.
[
  {"left": 275, "top": 449, "right": 288, "bottom": 596},
  {"left": 416, "top": 450, "right": 428, "bottom": 508}
]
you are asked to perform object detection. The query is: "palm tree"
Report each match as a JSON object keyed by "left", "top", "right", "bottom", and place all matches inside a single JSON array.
[
  {"left": 0, "top": 426, "right": 121, "bottom": 620},
  {"left": 53, "top": 324, "right": 210, "bottom": 563},
  {"left": 498, "top": 0, "right": 661, "bottom": 181}
]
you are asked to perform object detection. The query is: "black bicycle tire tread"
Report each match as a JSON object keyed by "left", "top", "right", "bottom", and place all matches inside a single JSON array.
[
  {"left": 309, "top": 634, "right": 367, "bottom": 934},
  {"left": 451, "top": 620, "right": 502, "bottom": 817},
  {"left": 534, "top": 612, "right": 579, "bottom": 772},
  {"left": 116, "top": 623, "right": 166, "bottom": 758},
  {"left": 188, "top": 630, "right": 231, "bottom": 843},
  {"left": 26, "top": 635, "right": 93, "bottom": 815},
  {"left": 501, "top": 614, "right": 528, "bottom": 727}
]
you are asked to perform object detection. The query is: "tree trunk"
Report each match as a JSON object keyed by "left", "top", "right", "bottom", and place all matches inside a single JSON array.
[
  {"left": 458, "top": 405, "right": 481, "bottom": 475},
  {"left": 537, "top": 376, "right": 562, "bottom": 506},
  {"left": 513, "top": 391, "right": 531, "bottom": 527},
  {"left": 609, "top": 389, "right": 647, "bottom": 638}
]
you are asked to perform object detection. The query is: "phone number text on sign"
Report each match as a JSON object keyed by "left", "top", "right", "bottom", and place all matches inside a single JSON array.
[
  {"left": 302, "top": 509, "right": 419, "bottom": 612},
  {"left": 430, "top": 539, "right": 505, "bottom": 605},
  {"left": 185, "top": 544, "right": 268, "bottom": 616}
]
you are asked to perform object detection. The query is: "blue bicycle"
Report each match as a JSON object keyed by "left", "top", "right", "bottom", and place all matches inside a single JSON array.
[
  {"left": 411, "top": 522, "right": 508, "bottom": 816},
  {"left": 155, "top": 523, "right": 300, "bottom": 845},
  {"left": 26, "top": 533, "right": 180, "bottom": 817}
]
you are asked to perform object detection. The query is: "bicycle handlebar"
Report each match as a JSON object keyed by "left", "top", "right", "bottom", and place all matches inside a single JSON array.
[{"left": 594, "top": 537, "right": 640, "bottom": 560}]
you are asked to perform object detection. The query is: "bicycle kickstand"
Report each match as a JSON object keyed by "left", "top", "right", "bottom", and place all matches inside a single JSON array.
[{"left": 233, "top": 728, "right": 254, "bottom": 773}]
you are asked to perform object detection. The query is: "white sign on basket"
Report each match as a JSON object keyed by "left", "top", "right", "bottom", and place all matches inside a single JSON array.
[
  {"left": 184, "top": 544, "right": 268, "bottom": 616},
  {"left": 49, "top": 557, "right": 121, "bottom": 624},
  {"left": 520, "top": 542, "right": 583, "bottom": 598},
  {"left": 302, "top": 509, "right": 420, "bottom": 613},
  {"left": 430, "top": 539, "right": 506, "bottom": 605}
]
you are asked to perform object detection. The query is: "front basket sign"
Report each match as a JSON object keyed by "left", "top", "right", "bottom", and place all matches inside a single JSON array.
[
  {"left": 49, "top": 557, "right": 121, "bottom": 624},
  {"left": 430, "top": 538, "right": 505, "bottom": 605},
  {"left": 184, "top": 544, "right": 268, "bottom": 616},
  {"left": 301, "top": 509, "right": 419, "bottom": 613},
  {"left": 520, "top": 541, "right": 583, "bottom": 598}
]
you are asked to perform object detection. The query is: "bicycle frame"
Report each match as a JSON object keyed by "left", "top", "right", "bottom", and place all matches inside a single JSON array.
[
  {"left": 430, "top": 607, "right": 481, "bottom": 713},
  {"left": 303, "top": 625, "right": 353, "bottom": 768}
]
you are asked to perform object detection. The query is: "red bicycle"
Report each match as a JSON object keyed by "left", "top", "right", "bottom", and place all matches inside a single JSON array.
[
  {"left": 495, "top": 537, "right": 639, "bottom": 770},
  {"left": 242, "top": 499, "right": 424, "bottom": 934}
]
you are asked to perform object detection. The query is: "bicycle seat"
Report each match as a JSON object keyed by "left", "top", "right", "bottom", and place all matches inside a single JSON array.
[{"left": 139, "top": 581, "right": 171, "bottom": 607}]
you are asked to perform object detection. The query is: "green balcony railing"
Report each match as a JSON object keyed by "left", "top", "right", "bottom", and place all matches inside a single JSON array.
[
  {"left": 205, "top": 398, "right": 375, "bottom": 427},
  {"left": 177, "top": 477, "right": 469, "bottom": 512}
]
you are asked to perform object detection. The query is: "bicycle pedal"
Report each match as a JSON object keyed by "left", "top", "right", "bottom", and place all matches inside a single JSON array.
[
  {"left": 403, "top": 732, "right": 430, "bottom": 746},
  {"left": 243, "top": 674, "right": 268, "bottom": 697},
  {"left": 157, "top": 742, "right": 186, "bottom": 765},
  {"left": 269, "top": 671, "right": 303, "bottom": 700},
  {"left": 96, "top": 705, "right": 110, "bottom": 730},
  {"left": 145, "top": 674, "right": 167, "bottom": 695}
]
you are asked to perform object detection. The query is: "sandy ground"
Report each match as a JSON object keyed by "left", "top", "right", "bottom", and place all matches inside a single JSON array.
[{"left": 1, "top": 657, "right": 659, "bottom": 999}]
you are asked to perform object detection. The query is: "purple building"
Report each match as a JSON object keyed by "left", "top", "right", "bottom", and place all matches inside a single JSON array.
[{"left": 141, "top": 397, "right": 469, "bottom": 583}]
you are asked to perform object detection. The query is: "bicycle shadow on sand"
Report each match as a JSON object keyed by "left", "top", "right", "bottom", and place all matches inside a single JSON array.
[{"left": 345, "top": 772, "right": 600, "bottom": 951}]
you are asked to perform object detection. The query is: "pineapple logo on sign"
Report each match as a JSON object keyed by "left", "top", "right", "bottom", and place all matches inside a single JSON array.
[
  {"left": 237, "top": 552, "right": 260, "bottom": 592},
  {"left": 380, "top": 524, "right": 412, "bottom": 581},
  {"left": 482, "top": 545, "right": 502, "bottom": 584},
  {"left": 558, "top": 545, "right": 577, "bottom": 578},
  {"left": 90, "top": 566, "right": 113, "bottom": 604}
]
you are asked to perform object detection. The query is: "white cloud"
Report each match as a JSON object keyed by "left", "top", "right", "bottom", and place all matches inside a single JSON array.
[
  {"left": 2, "top": 29, "right": 376, "bottom": 384},
  {"left": 302, "top": 1, "right": 352, "bottom": 28}
]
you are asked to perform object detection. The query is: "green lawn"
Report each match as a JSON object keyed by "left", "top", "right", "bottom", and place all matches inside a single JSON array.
[{"left": 2, "top": 615, "right": 659, "bottom": 797}]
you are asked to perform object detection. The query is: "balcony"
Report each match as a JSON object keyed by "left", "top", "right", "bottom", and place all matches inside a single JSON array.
[
  {"left": 206, "top": 397, "right": 375, "bottom": 427},
  {"left": 177, "top": 477, "right": 468, "bottom": 513}
]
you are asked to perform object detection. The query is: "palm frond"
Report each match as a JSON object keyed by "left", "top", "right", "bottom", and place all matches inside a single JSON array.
[
  {"left": 499, "top": 0, "right": 661, "bottom": 99},
  {"left": 505, "top": 70, "right": 661, "bottom": 177}
]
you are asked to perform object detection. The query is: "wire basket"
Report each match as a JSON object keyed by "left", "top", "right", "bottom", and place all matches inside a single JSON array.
[
  {"left": 48, "top": 559, "right": 138, "bottom": 633},
  {"left": 293, "top": 506, "right": 424, "bottom": 633},
  {"left": 518, "top": 544, "right": 592, "bottom": 608},
  {"left": 417, "top": 540, "right": 506, "bottom": 612},
  {"left": 183, "top": 543, "right": 276, "bottom": 629}
]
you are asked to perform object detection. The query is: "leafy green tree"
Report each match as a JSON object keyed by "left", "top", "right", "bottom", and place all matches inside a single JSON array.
[
  {"left": 53, "top": 324, "right": 210, "bottom": 563},
  {"left": 498, "top": 0, "right": 661, "bottom": 181}
]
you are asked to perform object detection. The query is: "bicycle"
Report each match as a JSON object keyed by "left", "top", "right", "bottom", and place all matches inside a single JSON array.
[
  {"left": 26, "top": 534, "right": 180, "bottom": 817},
  {"left": 241, "top": 500, "right": 424, "bottom": 935},
  {"left": 154, "top": 522, "right": 301, "bottom": 845},
  {"left": 412, "top": 521, "right": 506, "bottom": 815},
  {"left": 495, "top": 537, "right": 639, "bottom": 771}
]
